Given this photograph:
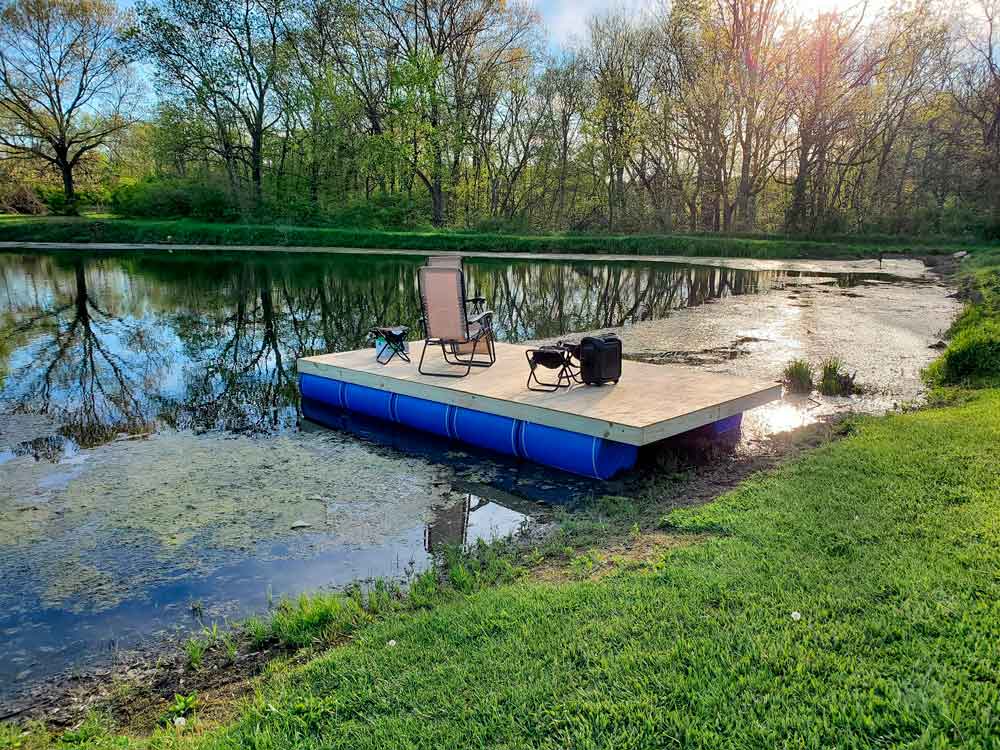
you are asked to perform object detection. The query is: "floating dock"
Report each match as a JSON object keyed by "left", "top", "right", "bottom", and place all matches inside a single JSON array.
[{"left": 298, "top": 342, "right": 781, "bottom": 479}]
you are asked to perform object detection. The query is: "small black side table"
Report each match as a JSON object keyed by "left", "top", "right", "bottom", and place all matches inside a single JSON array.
[{"left": 371, "top": 326, "right": 410, "bottom": 365}]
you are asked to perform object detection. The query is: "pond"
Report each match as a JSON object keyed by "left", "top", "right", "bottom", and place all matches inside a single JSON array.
[{"left": 0, "top": 249, "right": 953, "bottom": 707}]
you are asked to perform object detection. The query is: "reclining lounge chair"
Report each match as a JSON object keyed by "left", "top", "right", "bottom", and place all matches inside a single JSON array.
[{"left": 417, "top": 265, "right": 495, "bottom": 377}]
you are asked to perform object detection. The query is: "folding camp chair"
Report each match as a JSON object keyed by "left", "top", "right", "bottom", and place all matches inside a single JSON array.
[{"left": 417, "top": 265, "right": 496, "bottom": 377}]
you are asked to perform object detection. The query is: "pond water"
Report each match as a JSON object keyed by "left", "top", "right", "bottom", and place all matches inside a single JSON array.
[{"left": 0, "top": 250, "right": 934, "bottom": 706}]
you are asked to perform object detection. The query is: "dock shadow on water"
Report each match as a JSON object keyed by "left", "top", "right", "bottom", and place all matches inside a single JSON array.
[{"left": 0, "top": 249, "right": 922, "bottom": 707}]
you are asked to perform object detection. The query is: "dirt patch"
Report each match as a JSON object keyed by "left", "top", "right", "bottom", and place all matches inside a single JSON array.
[
  {"left": 533, "top": 531, "right": 707, "bottom": 583},
  {"left": 2, "top": 626, "right": 282, "bottom": 732}
]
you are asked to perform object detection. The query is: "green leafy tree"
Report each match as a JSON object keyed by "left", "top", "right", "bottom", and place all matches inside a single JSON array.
[{"left": 0, "top": 0, "right": 141, "bottom": 210}]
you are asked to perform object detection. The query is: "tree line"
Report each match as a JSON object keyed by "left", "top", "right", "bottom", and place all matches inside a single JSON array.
[{"left": 1, "top": 0, "right": 999, "bottom": 237}]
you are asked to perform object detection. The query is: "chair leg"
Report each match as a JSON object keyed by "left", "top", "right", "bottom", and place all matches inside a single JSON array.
[
  {"left": 419, "top": 339, "right": 471, "bottom": 378},
  {"left": 450, "top": 333, "right": 495, "bottom": 368},
  {"left": 527, "top": 365, "right": 561, "bottom": 392}
]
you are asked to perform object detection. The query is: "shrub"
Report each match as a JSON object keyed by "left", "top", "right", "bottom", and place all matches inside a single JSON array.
[
  {"left": 36, "top": 185, "right": 78, "bottom": 215},
  {"left": 818, "top": 358, "right": 858, "bottom": 396},
  {"left": 782, "top": 358, "right": 813, "bottom": 393},
  {"left": 321, "top": 192, "right": 431, "bottom": 230},
  {"left": 932, "top": 320, "right": 1000, "bottom": 385},
  {"left": 472, "top": 214, "right": 531, "bottom": 234},
  {"left": 0, "top": 183, "right": 47, "bottom": 214},
  {"left": 111, "top": 178, "right": 239, "bottom": 221}
]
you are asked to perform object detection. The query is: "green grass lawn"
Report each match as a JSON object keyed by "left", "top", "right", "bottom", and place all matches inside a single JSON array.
[
  {"left": 0, "top": 215, "right": 994, "bottom": 259},
  {"left": 215, "top": 395, "right": 1000, "bottom": 749}
]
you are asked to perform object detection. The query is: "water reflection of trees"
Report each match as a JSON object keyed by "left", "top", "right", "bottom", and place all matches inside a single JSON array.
[
  {"left": 3, "top": 258, "right": 169, "bottom": 447},
  {"left": 147, "top": 256, "right": 425, "bottom": 434},
  {"left": 467, "top": 261, "right": 776, "bottom": 341},
  {"left": 0, "top": 253, "right": 789, "bottom": 444}
]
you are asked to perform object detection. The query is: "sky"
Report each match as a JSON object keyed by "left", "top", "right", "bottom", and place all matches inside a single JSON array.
[{"left": 533, "top": 0, "right": 890, "bottom": 46}]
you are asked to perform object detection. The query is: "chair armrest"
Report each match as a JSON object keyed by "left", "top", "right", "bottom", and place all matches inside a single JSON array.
[{"left": 468, "top": 310, "right": 493, "bottom": 324}]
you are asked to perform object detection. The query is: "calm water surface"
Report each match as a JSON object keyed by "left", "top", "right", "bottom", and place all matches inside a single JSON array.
[{"left": 0, "top": 250, "right": 876, "bottom": 703}]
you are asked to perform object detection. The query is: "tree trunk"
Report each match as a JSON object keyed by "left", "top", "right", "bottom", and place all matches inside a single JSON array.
[
  {"left": 56, "top": 148, "right": 76, "bottom": 213},
  {"left": 250, "top": 132, "right": 264, "bottom": 208},
  {"left": 788, "top": 141, "right": 812, "bottom": 233}
]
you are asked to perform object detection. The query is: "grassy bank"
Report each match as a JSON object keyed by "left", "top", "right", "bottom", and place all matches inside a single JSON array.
[
  {"left": 4, "top": 255, "right": 1000, "bottom": 749},
  {"left": 0, "top": 215, "right": 993, "bottom": 259}
]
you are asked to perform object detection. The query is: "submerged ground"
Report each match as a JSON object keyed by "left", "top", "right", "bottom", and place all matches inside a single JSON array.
[{"left": 0, "top": 248, "right": 968, "bottom": 730}]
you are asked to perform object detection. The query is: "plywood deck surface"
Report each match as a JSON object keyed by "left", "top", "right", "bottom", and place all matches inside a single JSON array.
[{"left": 298, "top": 342, "right": 781, "bottom": 446}]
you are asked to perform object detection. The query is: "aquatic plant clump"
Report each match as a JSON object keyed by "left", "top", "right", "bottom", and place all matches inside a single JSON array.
[
  {"left": 818, "top": 358, "right": 859, "bottom": 396},
  {"left": 782, "top": 358, "right": 814, "bottom": 393}
]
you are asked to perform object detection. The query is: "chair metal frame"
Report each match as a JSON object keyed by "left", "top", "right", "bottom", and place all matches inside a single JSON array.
[{"left": 370, "top": 326, "right": 411, "bottom": 365}]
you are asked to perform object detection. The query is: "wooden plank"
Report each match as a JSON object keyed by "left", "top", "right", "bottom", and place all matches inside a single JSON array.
[{"left": 298, "top": 342, "right": 781, "bottom": 446}]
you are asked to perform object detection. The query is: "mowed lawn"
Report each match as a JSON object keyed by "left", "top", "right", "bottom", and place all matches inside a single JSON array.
[
  {"left": 185, "top": 391, "right": 1000, "bottom": 749},
  {"left": 0, "top": 215, "right": 990, "bottom": 259}
]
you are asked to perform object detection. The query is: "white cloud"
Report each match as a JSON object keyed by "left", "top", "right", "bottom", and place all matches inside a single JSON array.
[{"left": 536, "top": 0, "right": 655, "bottom": 47}]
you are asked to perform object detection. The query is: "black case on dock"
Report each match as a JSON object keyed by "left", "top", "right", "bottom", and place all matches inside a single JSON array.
[{"left": 577, "top": 334, "right": 622, "bottom": 385}]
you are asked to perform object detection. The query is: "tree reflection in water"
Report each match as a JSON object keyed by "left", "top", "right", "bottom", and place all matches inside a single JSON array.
[
  {"left": 0, "top": 252, "right": 790, "bottom": 453},
  {"left": 2, "top": 256, "right": 169, "bottom": 449}
]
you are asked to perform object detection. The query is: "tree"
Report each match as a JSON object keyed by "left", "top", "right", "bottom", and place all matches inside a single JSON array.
[
  {"left": 130, "top": 0, "right": 289, "bottom": 206},
  {"left": 586, "top": 13, "right": 655, "bottom": 231},
  {"left": 953, "top": 0, "right": 1000, "bottom": 229},
  {"left": 0, "top": 0, "right": 141, "bottom": 209}
]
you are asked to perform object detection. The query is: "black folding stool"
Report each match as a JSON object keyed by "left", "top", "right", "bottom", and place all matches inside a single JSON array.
[
  {"left": 370, "top": 325, "right": 411, "bottom": 365},
  {"left": 525, "top": 345, "right": 580, "bottom": 392}
]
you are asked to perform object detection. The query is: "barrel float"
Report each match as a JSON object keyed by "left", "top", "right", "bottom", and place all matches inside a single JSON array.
[
  {"left": 298, "top": 373, "right": 637, "bottom": 479},
  {"left": 450, "top": 408, "right": 522, "bottom": 458},
  {"left": 393, "top": 393, "right": 454, "bottom": 439},
  {"left": 342, "top": 382, "right": 394, "bottom": 422},
  {"left": 519, "top": 422, "right": 637, "bottom": 480},
  {"left": 300, "top": 372, "right": 345, "bottom": 408}
]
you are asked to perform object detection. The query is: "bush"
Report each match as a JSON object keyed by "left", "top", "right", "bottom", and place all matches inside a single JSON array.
[
  {"left": 36, "top": 185, "right": 78, "bottom": 215},
  {"left": 321, "top": 192, "right": 431, "bottom": 230},
  {"left": 111, "top": 178, "right": 239, "bottom": 221},
  {"left": 782, "top": 358, "right": 814, "bottom": 393},
  {"left": 0, "top": 183, "right": 46, "bottom": 214},
  {"left": 932, "top": 320, "right": 1000, "bottom": 385},
  {"left": 472, "top": 214, "right": 532, "bottom": 234}
]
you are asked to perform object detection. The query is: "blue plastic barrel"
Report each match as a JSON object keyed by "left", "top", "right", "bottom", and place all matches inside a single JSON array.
[
  {"left": 710, "top": 413, "right": 743, "bottom": 435},
  {"left": 450, "top": 407, "right": 522, "bottom": 457},
  {"left": 394, "top": 393, "right": 454, "bottom": 439},
  {"left": 342, "top": 382, "right": 394, "bottom": 422},
  {"left": 298, "top": 373, "right": 639, "bottom": 479},
  {"left": 519, "top": 422, "right": 637, "bottom": 480},
  {"left": 299, "top": 372, "right": 344, "bottom": 408},
  {"left": 300, "top": 392, "right": 344, "bottom": 428}
]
